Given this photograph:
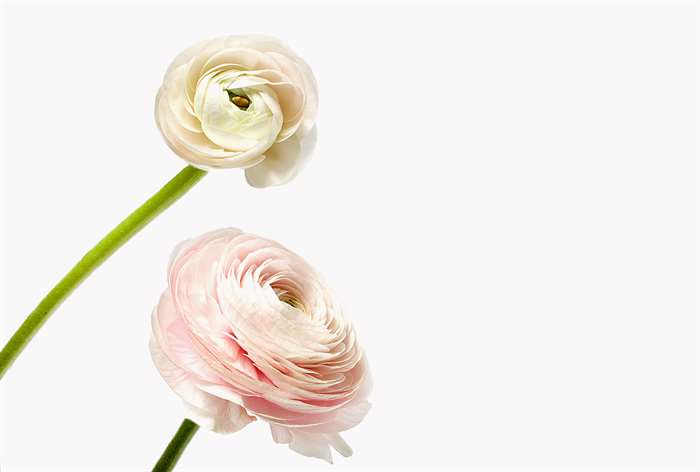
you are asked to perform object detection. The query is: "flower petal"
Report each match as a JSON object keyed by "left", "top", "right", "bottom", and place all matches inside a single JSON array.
[
  {"left": 269, "top": 425, "right": 354, "bottom": 463},
  {"left": 245, "top": 125, "right": 317, "bottom": 188},
  {"left": 185, "top": 398, "right": 256, "bottom": 434}
]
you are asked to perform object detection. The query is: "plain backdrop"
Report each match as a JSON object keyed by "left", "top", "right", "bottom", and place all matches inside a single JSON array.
[{"left": 0, "top": 1, "right": 698, "bottom": 471}]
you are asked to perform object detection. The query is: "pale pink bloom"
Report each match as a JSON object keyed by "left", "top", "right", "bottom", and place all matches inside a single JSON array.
[
  {"left": 150, "top": 229, "right": 371, "bottom": 462},
  {"left": 155, "top": 35, "right": 318, "bottom": 188}
]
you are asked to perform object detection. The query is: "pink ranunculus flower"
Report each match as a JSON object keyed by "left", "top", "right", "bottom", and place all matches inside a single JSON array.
[
  {"left": 155, "top": 35, "right": 318, "bottom": 188},
  {"left": 150, "top": 229, "right": 371, "bottom": 463}
]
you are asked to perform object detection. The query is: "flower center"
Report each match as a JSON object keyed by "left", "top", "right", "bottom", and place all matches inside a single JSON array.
[
  {"left": 278, "top": 293, "right": 305, "bottom": 311},
  {"left": 193, "top": 75, "right": 282, "bottom": 152},
  {"left": 227, "top": 90, "right": 250, "bottom": 110}
]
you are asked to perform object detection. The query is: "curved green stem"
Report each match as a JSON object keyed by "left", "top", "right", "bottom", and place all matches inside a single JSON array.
[
  {"left": 153, "top": 419, "right": 199, "bottom": 472},
  {"left": 0, "top": 165, "right": 207, "bottom": 380}
]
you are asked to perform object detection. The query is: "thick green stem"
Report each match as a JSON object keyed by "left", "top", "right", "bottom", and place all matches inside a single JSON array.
[
  {"left": 153, "top": 419, "right": 200, "bottom": 472},
  {"left": 0, "top": 165, "right": 207, "bottom": 380}
]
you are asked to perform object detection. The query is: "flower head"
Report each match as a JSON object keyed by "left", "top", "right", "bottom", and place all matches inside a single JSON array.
[
  {"left": 150, "top": 229, "right": 371, "bottom": 463},
  {"left": 155, "top": 36, "right": 318, "bottom": 187}
]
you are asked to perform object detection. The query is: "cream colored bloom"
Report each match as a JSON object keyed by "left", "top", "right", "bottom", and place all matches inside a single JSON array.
[{"left": 155, "top": 35, "right": 318, "bottom": 187}]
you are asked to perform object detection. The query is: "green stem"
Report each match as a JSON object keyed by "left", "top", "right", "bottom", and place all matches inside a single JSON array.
[
  {"left": 153, "top": 419, "right": 200, "bottom": 472},
  {"left": 0, "top": 165, "right": 207, "bottom": 380}
]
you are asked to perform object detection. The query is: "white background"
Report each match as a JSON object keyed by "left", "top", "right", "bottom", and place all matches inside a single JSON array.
[{"left": 1, "top": 1, "right": 698, "bottom": 471}]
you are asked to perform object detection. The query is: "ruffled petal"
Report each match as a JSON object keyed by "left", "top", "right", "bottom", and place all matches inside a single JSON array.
[
  {"left": 245, "top": 125, "right": 317, "bottom": 188},
  {"left": 185, "top": 398, "right": 255, "bottom": 434},
  {"left": 269, "top": 424, "right": 354, "bottom": 463}
]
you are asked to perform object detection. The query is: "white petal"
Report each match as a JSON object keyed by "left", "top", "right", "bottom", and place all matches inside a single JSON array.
[
  {"left": 268, "top": 426, "right": 354, "bottom": 463},
  {"left": 184, "top": 399, "right": 255, "bottom": 434},
  {"left": 270, "top": 423, "right": 293, "bottom": 444},
  {"left": 326, "top": 433, "right": 353, "bottom": 457},
  {"left": 245, "top": 125, "right": 317, "bottom": 188},
  {"left": 287, "top": 430, "right": 333, "bottom": 463}
]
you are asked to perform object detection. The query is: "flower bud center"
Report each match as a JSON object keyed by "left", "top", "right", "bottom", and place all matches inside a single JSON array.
[
  {"left": 279, "top": 293, "right": 305, "bottom": 312},
  {"left": 227, "top": 90, "right": 250, "bottom": 110}
]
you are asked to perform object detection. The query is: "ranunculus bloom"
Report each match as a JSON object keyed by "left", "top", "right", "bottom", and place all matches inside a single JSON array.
[
  {"left": 150, "top": 229, "right": 371, "bottom": 462},
  {"left": 155, "top": 35, "right": 318, "bottom": 188}
]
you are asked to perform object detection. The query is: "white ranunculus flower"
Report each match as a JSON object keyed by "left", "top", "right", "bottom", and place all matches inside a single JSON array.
[{"left": 155, "top": 35, "right": 318, "bottom": 187}]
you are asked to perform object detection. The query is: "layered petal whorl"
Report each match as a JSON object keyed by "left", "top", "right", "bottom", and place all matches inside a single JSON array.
[
  {"left": 155, "top": 36, "right": 318, "bottom": 187},
  {"left": 150, "top": 229, "right": 371, "bottom": 462}
]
